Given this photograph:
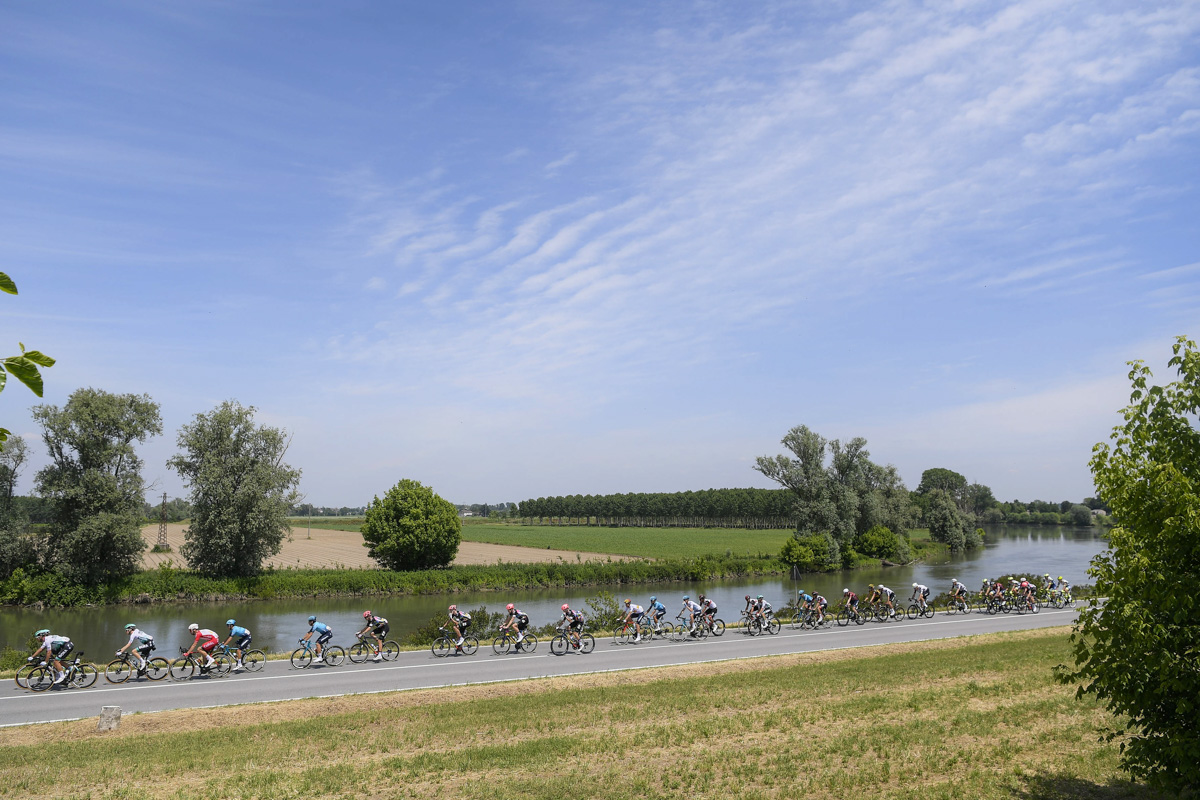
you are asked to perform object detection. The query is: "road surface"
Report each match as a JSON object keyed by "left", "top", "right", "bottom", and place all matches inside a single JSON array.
[{"left": 2, "top": 606, "right": 1078, "bottom": 727}]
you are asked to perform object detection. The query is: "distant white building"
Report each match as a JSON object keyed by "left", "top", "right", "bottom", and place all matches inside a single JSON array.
[{"left": 1091, "top": 509, "right": 1107, "bottom": 517}]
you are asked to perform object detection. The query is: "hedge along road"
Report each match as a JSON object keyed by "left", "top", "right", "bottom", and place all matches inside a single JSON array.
[{"left": 1, "top": 605, "right": 1080, "bottom": 728}]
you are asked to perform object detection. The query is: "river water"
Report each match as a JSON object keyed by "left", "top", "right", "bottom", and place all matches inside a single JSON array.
[{"left": 2, "top": 525, "right": 1105, "bottom": 660}]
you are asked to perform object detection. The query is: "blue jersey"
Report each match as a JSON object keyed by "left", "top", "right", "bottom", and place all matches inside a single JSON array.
[
  {"left": 309, "top": 622, "right": 329, "bottom": 634},
  {"left": 230, "top": 626, "right": 250, "bottom": 638},
  {"left": 649, "top": 601, "right": 665, "bottom": 613},
  {"left": 798, "top": 593, "right": 813, "bottom": 604}
]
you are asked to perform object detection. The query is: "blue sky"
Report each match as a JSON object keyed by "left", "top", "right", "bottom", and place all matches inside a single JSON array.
[{"left": 2, "top": 1, "right": 1197, "bottom": 507}]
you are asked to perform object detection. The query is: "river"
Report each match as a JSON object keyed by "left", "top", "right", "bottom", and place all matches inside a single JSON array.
[{"left": 2, "top": 525, "right": 1105, "bottom": 660}]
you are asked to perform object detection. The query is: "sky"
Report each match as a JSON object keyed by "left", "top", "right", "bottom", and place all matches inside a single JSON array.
[{"left": 1, "top": 0, "right": 1197, "bottom": 508}]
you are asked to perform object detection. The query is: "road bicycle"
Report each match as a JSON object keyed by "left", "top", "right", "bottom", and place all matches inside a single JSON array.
[
  {"left": 943, "top": 595, "right": 973, "bottom": 615},
  {"left": 616, "top": 619, "right": 652, "bottom": 644},
  {"left": 907, "top": 599, "right": 936, "bottom": 619},
  {"left": 549, "top": 624, "right": 595, "bottom": 656},
  {"left": 104, "top": 650, "right": 171, "bottom": 683},
  {"left": 793, "top": 605, "right": 832, "bottom": 630},
  {"left": 214, "top": 643, "right": 266, "bottom": 673},
  {"left": 683, "top": 613, "right": 725, "bottom": 638},
  {"left": 642, "top": 616, "right": 675, "bottom": 639},
  {"left": 869, "top": 599, "right": 902, "bottom": 622},
  {"left": 15, "top": 660, "right": 45, "bottom": 689},
  {"left": 290, "top": 637, "right": 346, "bottom": 668},
  {"left": 835, "top": 602, "right": 867, "bottom": 627},
  {"left": 169, "top": 647, "right": 233, "bottom": 681},
  {"left": 348, "top": 634, "right": 400, "bottom": 663},
  {"left": 431, "top": 626, "right": 479, "bottom": 658},
  {"left": 492, "top": 628, "right": 538, "bottom": 655},
  {"left": 746, "top": 612, "right": 781, "bottom": 636},
  {"left": 27, "top": 652, "right": 99, "bottom": 692}
]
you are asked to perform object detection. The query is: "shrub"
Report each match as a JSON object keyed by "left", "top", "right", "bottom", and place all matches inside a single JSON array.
[{"left": 362, "top": 479, "right": 461, "bottom": 570}]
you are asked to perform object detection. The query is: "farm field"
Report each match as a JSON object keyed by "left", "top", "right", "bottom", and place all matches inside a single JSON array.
[
  {"left": 0, "top": 628, "right": 1160, "bottom": 800},
  {"left": 460, "top": 521, "right": 792, "bottom": 559},
  {"left": 139, "top": 523, "right": 627, "bottom": 570}
]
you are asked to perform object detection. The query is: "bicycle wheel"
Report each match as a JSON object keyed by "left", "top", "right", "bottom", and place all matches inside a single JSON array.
[
  {"left": 432, "top": 638, "right": 451, "bottom": 658},
  {"left": 836, "top": 610, "right": 850, "bottom": 627},
  {"left": 1031, "top": 602, "right": 1040, "bottom": 614},
  {"left": 710, "top": 619, "right": 725, "bottom": 636},
  {"left": 27, "top": 667, "right": 55, "bottom": 692},
  {"left": 766, "top": 618, "right": 781, "bottom": 635},
  {"left": 907, "top": 604, "right": 920, "bottom": 620},
  {"left": 348, "top": 642, "right": 371, "bottom": 663},
  {"left": 15, "top": 663, "right": 40, "bottom": 689},
  {"left": 169, "top": 658, "right": 195, "bottom": 681},
  {"left": 291, "top": 648, "right": 313, "bottom": 669},
  {"left": 324, "top": 646, "right": 346, "bottom": 666},
  {"left": 493, "top": 636, "right": 510, "bottom": 655},
  {"left": 381, "top": 641, "right": 400, "bottom": 661},
  {"left": 73, "top": 664, "right": 99, "bottom": 688},
  {"left": 922, "top": 605, "right": 936, "bottom": 619},
  {"left": 145, "top": 657, "right": 171, "bottom": 680},
  {"left": 461, "top": 636, "right": 478, "bottom": 655},
  {"left": 105, "top": 658, "right": 133, "bottom": 684},
  {"left": 212, "top": 654, "right": 234, "bottom": 676},
  {"left": 519, "top": 635, "right": 538, "bottom": 652},
  {"left": 242, "top": 650, "right": 266, "bottom": 672},
  {"left": 550, "top": 635, "right": 568, "bottom": 656},
  {"left": 579, "top": 633, "right": 595, "bottom": 654}
]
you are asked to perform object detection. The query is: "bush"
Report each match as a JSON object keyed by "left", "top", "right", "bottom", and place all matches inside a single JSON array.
[
  {"left": 852, "top": 525, "right": 912, "bottom": 563},
  {"left": 780, "top": 531, "right": 840, "bottom": 573},
  {"left": 362, "top": 479, "right": 462, "bottom": 570}
]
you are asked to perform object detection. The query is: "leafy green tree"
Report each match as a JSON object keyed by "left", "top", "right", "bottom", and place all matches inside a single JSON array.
[
  {"left": 1067, "top": 503, "right": 1093, "bottom": 527},
  {"left": 169, "top": 401, "right": 301, "bottom": 578},
  {"left": 0, "top": 272, "right": 55, "bottom": 450},
  {"left": 924, "top": 489, "right": 981, "bottom": 552},
  {"left": 361, "top": 478, "right": 461, "bottom": 570},
  {"left": 0, "top": 437, "right": 36, "bottom": 578},
  {"left": 32, "top": 388, "right": 161, "bottom": 583},
  {"left": 1058, "top": 335, "right": 1200, "bottom": 794}
]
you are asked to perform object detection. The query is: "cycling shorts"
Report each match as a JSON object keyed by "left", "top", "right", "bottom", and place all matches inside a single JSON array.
[
  {"left": 52, "top": 642, "right": 75, "bottom": 660},
  {"left": 371, "top": 624, "right": 390, "bottom": 637},
  {"left": 235, "top": 635, "right": 252, "bottom": 649},
  {"left": 316, "top": 630, "right": 333, "bottom": 645}
]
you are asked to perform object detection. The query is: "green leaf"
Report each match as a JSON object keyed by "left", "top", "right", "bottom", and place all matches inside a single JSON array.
[
  {"left": 2, "top": 356, "right": 43, "bottom": 397},
  {"left": 0, "top": 366, "right": 6, "bottom": 393},
  {"left": 19, "top": 350, "right": 55, "bottom": 368},
  {"left": 0, "top": 272, "right": 15, "bottom": 295}
]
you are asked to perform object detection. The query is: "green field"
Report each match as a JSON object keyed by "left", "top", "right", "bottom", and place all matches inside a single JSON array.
[
  {"left": 460, "top": 522, "right": 791, "bottom": 559},
  {"left": 0, "top": 628, "right": 1159, "bottom": 800}
]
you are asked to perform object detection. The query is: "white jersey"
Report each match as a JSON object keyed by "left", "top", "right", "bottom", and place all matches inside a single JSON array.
[{"left": 127, "top": 629, "right": 154, "bottom": 646}]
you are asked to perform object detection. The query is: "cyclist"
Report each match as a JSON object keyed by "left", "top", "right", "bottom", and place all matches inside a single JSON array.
[
  {"left": 911, "top": 582, "right": 930, "bottom": 612},
  {"left": 699, "top": 595, "right": 718, "bottom": 632},
  {"left": 991, "top": 579, "right": 1005, "bottom": 602},
  {"left": 357, "top": 611, "right": 389, "bottom": 662},
  {"left": 682, "top": 595, "right": 703, "bottom": 634},
  {"left": 1043, "top": 573, "right": 1055, "bottom": 592},
  {"left": 797, "top": 589, "right": 814, "bottom": 623},
  {"left": 448, "top": 605, "right": 472, "bottom": 648},
  {"left": 1019, "top": 578, "right": 1035, "bottom": 609},
  {"left": 811, "top": 592, "right": 828, "bottom": 625},
  {"left": 499, "top": 603, "right": 531, "bottom": 648},
  {"left": 558, "top": 604, "right": 585, "bottom": 648},
  {"left": 1059, "top": 576, "right": 1072, "bottom": 601},
  {"left": 646, "top": 595, "right": 667, "bottom": 632},
  {"left": 115, "top": 623, "right": 155, "bottom": 672},
  {"left": 865, "top": 583, "right": 880, "bottom": 610},
  {"left": 754, "top": 595, "right": 773, "bottom": 625},
  {"left": 183, "top": 623, "right": 221, "bottom": 671},
  {"left": 30, "top": 629, "right": 73, "bottom": 685},
  {"left": 842, "top": 588, "right": 859, "bottom": 620},
  {"left": 743, "top": 594, "right": 756, "bottom": 618},
  {"left": 223, "top": 619, "right": 252, "bottom": 671},
  {"left": 877, "top": 584, "right": 897, "bottom": 617},
  {"left": 301, "top": 615, "right": 333, "bottom": 662},
  {"left": 623, "top": 598, "right": 646, "bottom": 641},
  {"left": 950, "top": 578, "right": 968, "bottom": 610}
]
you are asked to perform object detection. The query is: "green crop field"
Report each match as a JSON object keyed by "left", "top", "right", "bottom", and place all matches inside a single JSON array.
[
  {"left": 459, "top": 522, "right": 790, "bottom": 559},
  {"left": 0, "top": 628, "right": 1161, "bottom": 800}
]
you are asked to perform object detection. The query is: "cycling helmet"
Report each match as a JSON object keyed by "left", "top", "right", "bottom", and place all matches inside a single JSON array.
[
  {"left": 757, "top": 595, "right": 763, "bottom": 600},
  {"left": 1044, "top": 573, "right": 1050, "bottom": 577},
  {"left": 624, "top": 598, "right": 631, "bottom": 605},
  {"left": 35, "top": 629, "right": 49, "bottom": 637},
  {"left": 842, "top": 588, "right": 849, "bottom": 595},
  {"left": 868, "top": 584, "right": 875, "bottom": 589},
  {"left": 649, "top": 596, "right": 656, "bottom": 603},
  {"left": 226, "top": 619, "right": 236, "bottom": 626},
  {"left": 745, "top": 594, "right": 751, "bottom": 600},
  {"left": 682, "top": 595, "right": 689, "bottom": 601},
  {"left": 561, "top": 604, "right": 569, "bottom": 612},
  {"left": 913, "top": 583, "right": 918, "bottom": 588},
  {"left": 698, "top": 594, "right": 706, "bottom": 600},
  {"left": 448, "top": 604, "right": 457, "bottom": 612},
  {"left": 1058, "top": 576, "right": 1064, "bottom": 581},
  {"left": 188, "top": 623, "right": 199, "bottom": 631},
  {"left": 125, "top": 623, "right": 136, "bottom": 630},
  {"left": 363, "top": 610, "right": 372, "bottom": 618},
  {"left": 506, "top": 603, "right": 514, "bottom": 611},
  {"left": 307, "top": 615, "right": 317, "bottom": 623}
]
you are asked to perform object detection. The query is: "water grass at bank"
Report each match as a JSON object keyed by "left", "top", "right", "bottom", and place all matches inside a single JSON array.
[
  {"left": 0, "top": 552, "right": 785, "bottom": 608},
  {"left": 0, "top": 628, "right": 1162, "bottom": 800}
]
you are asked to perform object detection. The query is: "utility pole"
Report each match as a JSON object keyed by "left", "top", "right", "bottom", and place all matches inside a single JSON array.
[{"left": 156, "top": 492, "right": 171, "bottom": 551}]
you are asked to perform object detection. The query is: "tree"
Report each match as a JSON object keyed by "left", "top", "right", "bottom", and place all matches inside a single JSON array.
[
  {"left": 915, "top": 468, "right": 967, "bottom": 502},
  {"left": 1067, "top": 503, "right": 1093, "bottom": 527},
  {"left": 32, "top": 388, "right": 161, "bottom": 583},
  {"left": 1058, "top": 335, "right": 1200, "bottom": 794},
  {"left": 361, "top": 479, "right": 461, "bottom": 570},
  {"left": 169, "top": 401, "right": 301, "bottom": 578},
  {"left": 0, "top": 437, "right": 35, "bottom": 578},
  {"left": 0, "top": 272, "right": 55, "bottom": 450},
  {"left": 924, "top": 489, "right": 981, "bottom": 552}
]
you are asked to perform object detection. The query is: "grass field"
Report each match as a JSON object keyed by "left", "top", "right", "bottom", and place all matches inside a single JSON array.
[
  {"left": 459, "top": 522, "right": 791, "bottom": 559},
  {"left": 0, "top": 628, "right": 1161, "bottom": 800}
]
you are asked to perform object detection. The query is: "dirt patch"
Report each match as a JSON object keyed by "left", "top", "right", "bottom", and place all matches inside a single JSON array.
[{"left": 140, "top": 523, "right": 626, "bottom": 570}]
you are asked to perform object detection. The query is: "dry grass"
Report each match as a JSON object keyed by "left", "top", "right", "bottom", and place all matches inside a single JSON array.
[
  {"left": 139, "top": 523, "right": 626, "bottom": 570},
  {"left": 0, "top": 628, "right": 1166, "bottom": 800}
]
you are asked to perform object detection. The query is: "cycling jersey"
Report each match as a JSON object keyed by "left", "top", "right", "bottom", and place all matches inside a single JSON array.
[
  {"left": 914, "top": 585, "right": 930, "bottom": 597},
  {"left": 683, "top": 600, "right": 702, "bottom": 613},
  {"left": 627, "top": 604, "right": 644, "bottom": 616},
  {"left": 229, "top": 625, "right": 251, "bottom": 639},
  {"left": 759, "top": 601, "right": 772, "bottom": 613},
  {"left": 648, "top": 601, "right": 666, "bottom": 619},
  {"left": 702, "top": 600, "right": 717, "bottom": 612},
  {"left": 44, "top": 635, "right": 71, "bottom": 653},
  {"left": 844, "top": 592, "right": 858, "bottom": 604},
  {"left": 450, "top": 611, "right": 471, "bottom": 626},
  {"left": 798, "top": 593, "right": 813, "bottom": 604},
  {"left": 126, "top": 629, "right": 154, "bottom": 647},
  {"left": 309, "top": 621, "right": 330, "bottom": 634},
  {"left": 310, "top": 621, "right": 334, "bottom": 644},
  {"left": 813, "top": 595, "right": 827, "bottom": 607},
  {"left": 195, "top": 629, "right": 219, "bottom": 652},
  {"left": 507, "top": 609, "right": 529, "bottom": 629}
]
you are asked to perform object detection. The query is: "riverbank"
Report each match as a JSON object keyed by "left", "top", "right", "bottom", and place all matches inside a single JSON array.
[
  {"left": 0, "top": 628, "right": 1160, "bottom": 799},
  {"left": 0, "top": 553, "right": 787, "bottom": 608}
]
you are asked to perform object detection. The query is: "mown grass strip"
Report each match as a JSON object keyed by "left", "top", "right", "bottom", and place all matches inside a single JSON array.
[{"left": 0, "top": 629, "right": 1166, "bottom": 800}]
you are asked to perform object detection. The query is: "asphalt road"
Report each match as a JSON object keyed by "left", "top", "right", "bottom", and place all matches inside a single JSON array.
[{"left": 2, "top": 606, "right": 1079, "bottom": 728}]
